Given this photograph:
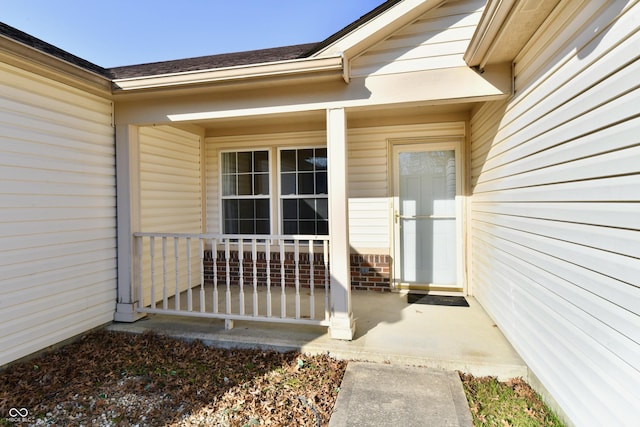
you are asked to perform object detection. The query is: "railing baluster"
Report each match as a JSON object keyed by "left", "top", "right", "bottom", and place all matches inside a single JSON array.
[
  {"left": 162, "top": 237, "right": 168, "bottom": 310},
  {"left": 280, "top": 239, "right": 286, "bottom": 318},
  {"left": 149, "top": 236, "right": 156, "bottom": 309},
  {"left": 265, "top": 239, "right": 272, "bottom": 318},
  {"left": 309, "top": 240, "right": 315, "bottom": 320},
  {"left": 212, "top": 238, "right": 218, "bottom": 314},
  {"left": 294, "top": 240, "right": 300, "bottom": 319},
  {"left": 174, "top": 237, "right": 180, "bottom": 310},
  {"left": 187, "top": 237, "right": 192, "bottom": 312},
  {"left": 252, "top": 239, "right": 258, "bottom": 317},
  {"left": 225, "top": 239, "right": 231, "bottom": 315},
  {"left": 324, "top": 239, "right": 329, "bottom": 322},
  {"left": 199, "top": 238, "right": 205, "bottom": 313},
  {"left": 138, "top": 236, "right": 144, "bottom": 310},
  {"left": 238, "top": 239, "right": 244, "bottom": 316}
]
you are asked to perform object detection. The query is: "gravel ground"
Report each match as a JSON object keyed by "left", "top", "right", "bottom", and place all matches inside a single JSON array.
[{"left": 0, "top": 331, "right": 346, "bottom": 426}]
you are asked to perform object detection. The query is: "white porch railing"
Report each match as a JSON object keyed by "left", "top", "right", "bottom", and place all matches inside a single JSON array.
[{"left": 133, "top": 232, "right": 331, "bottom": 328}]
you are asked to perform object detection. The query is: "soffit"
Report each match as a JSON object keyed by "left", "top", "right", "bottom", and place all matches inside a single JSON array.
[{"left": 465, "top": 0, "right": 561, "bottom": 68}]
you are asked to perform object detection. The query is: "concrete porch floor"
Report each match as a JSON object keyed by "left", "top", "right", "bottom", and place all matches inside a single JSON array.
[{"left": 108, "top": 290, "right": 527, "bottom": 380}]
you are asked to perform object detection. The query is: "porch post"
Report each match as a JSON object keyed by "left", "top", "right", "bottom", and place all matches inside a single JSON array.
[
  {"left": 114, "top": 124, "right": 146, "bottom": 322},
  {"left": 326, "top": 107, "right": 355, "bottom": 340}
]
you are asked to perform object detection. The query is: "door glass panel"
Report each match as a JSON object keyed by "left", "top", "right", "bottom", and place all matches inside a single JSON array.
[{"left": 398, "top": 149, "right": 457, "bottom": 285}]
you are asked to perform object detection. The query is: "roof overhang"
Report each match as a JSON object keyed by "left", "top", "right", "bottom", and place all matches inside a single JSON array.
[
  {"left": 0, "top": 33, "right": 112, "bottom": 96},
  {"left": 464, "top": 0, "right": 561, "bottom": 68},
  {"left": 112, "top": 55, "right": 345, "bottom": 93}
]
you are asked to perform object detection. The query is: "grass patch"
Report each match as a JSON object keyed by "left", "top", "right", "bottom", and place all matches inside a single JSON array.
[{"left": 460, "top": 373, "right": 565, "bottom": 427}]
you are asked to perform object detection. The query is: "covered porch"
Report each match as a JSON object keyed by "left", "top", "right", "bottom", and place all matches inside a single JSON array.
[
  {"left": 110, "top": 290, "right": 526, "bottom": 380},
  {"left": 113, "top": 106, "right": 481, "bottom": 341},
  {"left": 111, "top": 0, "right": 511, "bottom": 342}
]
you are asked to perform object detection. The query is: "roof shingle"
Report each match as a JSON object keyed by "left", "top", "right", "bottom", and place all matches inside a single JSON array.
[
  {"left": 108, "top": 43, "right": 319, "bottom": 79},
  {"left": 0, "top": 22, "right": 112, "bottom": 78}
]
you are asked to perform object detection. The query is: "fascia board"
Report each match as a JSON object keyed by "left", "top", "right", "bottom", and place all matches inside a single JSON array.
[
  {"left": 312, "top": 0, "right": 447, "bottom": 60},
  {"left": 464, "top": 0, "right": 517, "bottom": 67},
  {"left": 112, "top": 56, "right": 344, "bottom": 91}
]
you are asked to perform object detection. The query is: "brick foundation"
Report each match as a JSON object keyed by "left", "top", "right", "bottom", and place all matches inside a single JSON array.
[
  {"left": 350, "top": 253, "right": 391, "bottom": 292},
  {"left": 203, "top": 250, "right": 391, "bottom": 292},
  {"left": 203, "top": 250, "right": 330, "bottom": 289}
]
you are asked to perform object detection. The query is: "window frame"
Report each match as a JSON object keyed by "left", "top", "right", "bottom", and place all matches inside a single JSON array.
[
  {"left": 218, "top": 148, "right": 272, "bottom": 235},
  {"left": 217, "top": 145, "right": 329, "bottom": 237},
  {"left": 277, "top": 146, "right": 329, "bottom": 236}
]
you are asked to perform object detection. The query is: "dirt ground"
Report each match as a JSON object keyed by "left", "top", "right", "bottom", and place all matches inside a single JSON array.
[{"left": 0, "top": 331, "right": 346, "bottom": 426}]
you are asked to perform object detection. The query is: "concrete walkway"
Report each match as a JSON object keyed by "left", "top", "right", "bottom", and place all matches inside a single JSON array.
[{"left": 329, "top": 362, "right": 473, "bottom": 427}]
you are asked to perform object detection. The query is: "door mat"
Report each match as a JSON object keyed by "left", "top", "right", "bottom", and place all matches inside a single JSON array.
[{"left": 407, "top": 294, "right": 469, "bottom": 307}]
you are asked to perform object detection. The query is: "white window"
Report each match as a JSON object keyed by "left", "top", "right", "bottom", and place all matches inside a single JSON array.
[
  {"left": 220, "top": 147, "right": 328, "bottom": 236},
  {"left": 279, "top": 148, "right": 328, "bottom": 235},
  {"left": 221, "top": 150, "right": 270, "bottom": 234}
]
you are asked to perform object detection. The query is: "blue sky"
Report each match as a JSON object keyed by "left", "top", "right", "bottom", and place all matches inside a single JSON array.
[{"left": 1, "top": 0, "right": 386, "bottom": 67}]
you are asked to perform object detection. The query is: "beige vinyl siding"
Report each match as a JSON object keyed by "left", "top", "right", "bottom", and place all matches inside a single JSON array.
[
  {"left": 139, "top": 126, "right": 202, "bottom": 232},
  {"left": 139, "top": 126, "right": 202, "bottom": 303},
  {"left": 351, "top": 0, "right": 485, "bottom": 78},
  {"left": 0, "top": 62, "right": 115, "bottom": 366},
  {"left": 347, "top": 129, "right": 388, "bottom": 250},
  {"left": 469, "top": 2, "right": 640, "bottom": 425}
]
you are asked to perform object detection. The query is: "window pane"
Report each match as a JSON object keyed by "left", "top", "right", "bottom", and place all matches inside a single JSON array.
[
  {"left": 239, "top": 199, "right": 254, "bottom": 219},
  {"left": 283, "top": 220, "right": 297, "bottom": 234},
  {"left": 223, "top": 199, "right": 238, "bottom": 219},
  {"left": 316, "top": 198, "right": 328, "bottom": 219},
  {"left": 281, "top": 150, "right": 296, "bottom": 172},
  {"left": 222, "top": 174, "right": 236, "bottom": 196},
  {"left": 237, "top": 152, "right": 252, "bottom": 173},
  {"left": 239, "top": 220, "right": 255, "bottom": 234},
  {"left": 299, "top": 221, "right": 315, "bottom": 235},
  {"left": 254, "top": 173, "right": 269, "bottom": 195},
  {"left": 315, "top": 148, "right": 327, "bottom": 170},
  {"left": 316, "top": 172, "right": 327, "bottom": 194},
  {"left": 282, "top": 199, "right": 297, "bottom": 220},
  {"left": 224, "top": 219, "right": 238, "bottom": 234},
  {"left": 298, "top": 149, "right": 314, "bottom": 171},
  {"left": 317, "top": 220, "right": 328, "bottom": 235},
  {"left": 256, "top": 220, "right": 270, "bottom": 234},
  {"left": 254, "top": 150, "right": 269, "bottom": 172},
  {"left": 237, "top": 174, "right": 252, "bottom": 195},
  {"left": 222, "top": 152, "right": 236, "bottom": 173},
  {"left": 299, "top": 199, "right": 316, "bottom": 220},
  {"left": 281, "top": 173, "right": 296, "bottom": 195},
  {"left": 298, "top": 173, "right": 314, "bottom": 194},
  {"left": 255, "top": 199, "right": 270, "bottom": 219}
]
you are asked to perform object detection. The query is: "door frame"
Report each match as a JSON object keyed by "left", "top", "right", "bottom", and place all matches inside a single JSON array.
[{"left": 389, "top": 137, "right": 466, "bottom": 294}]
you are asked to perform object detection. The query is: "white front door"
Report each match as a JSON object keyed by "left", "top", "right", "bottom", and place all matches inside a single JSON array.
[{"left": 392, "top": 141, "right": 463, "bottom": 292}]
